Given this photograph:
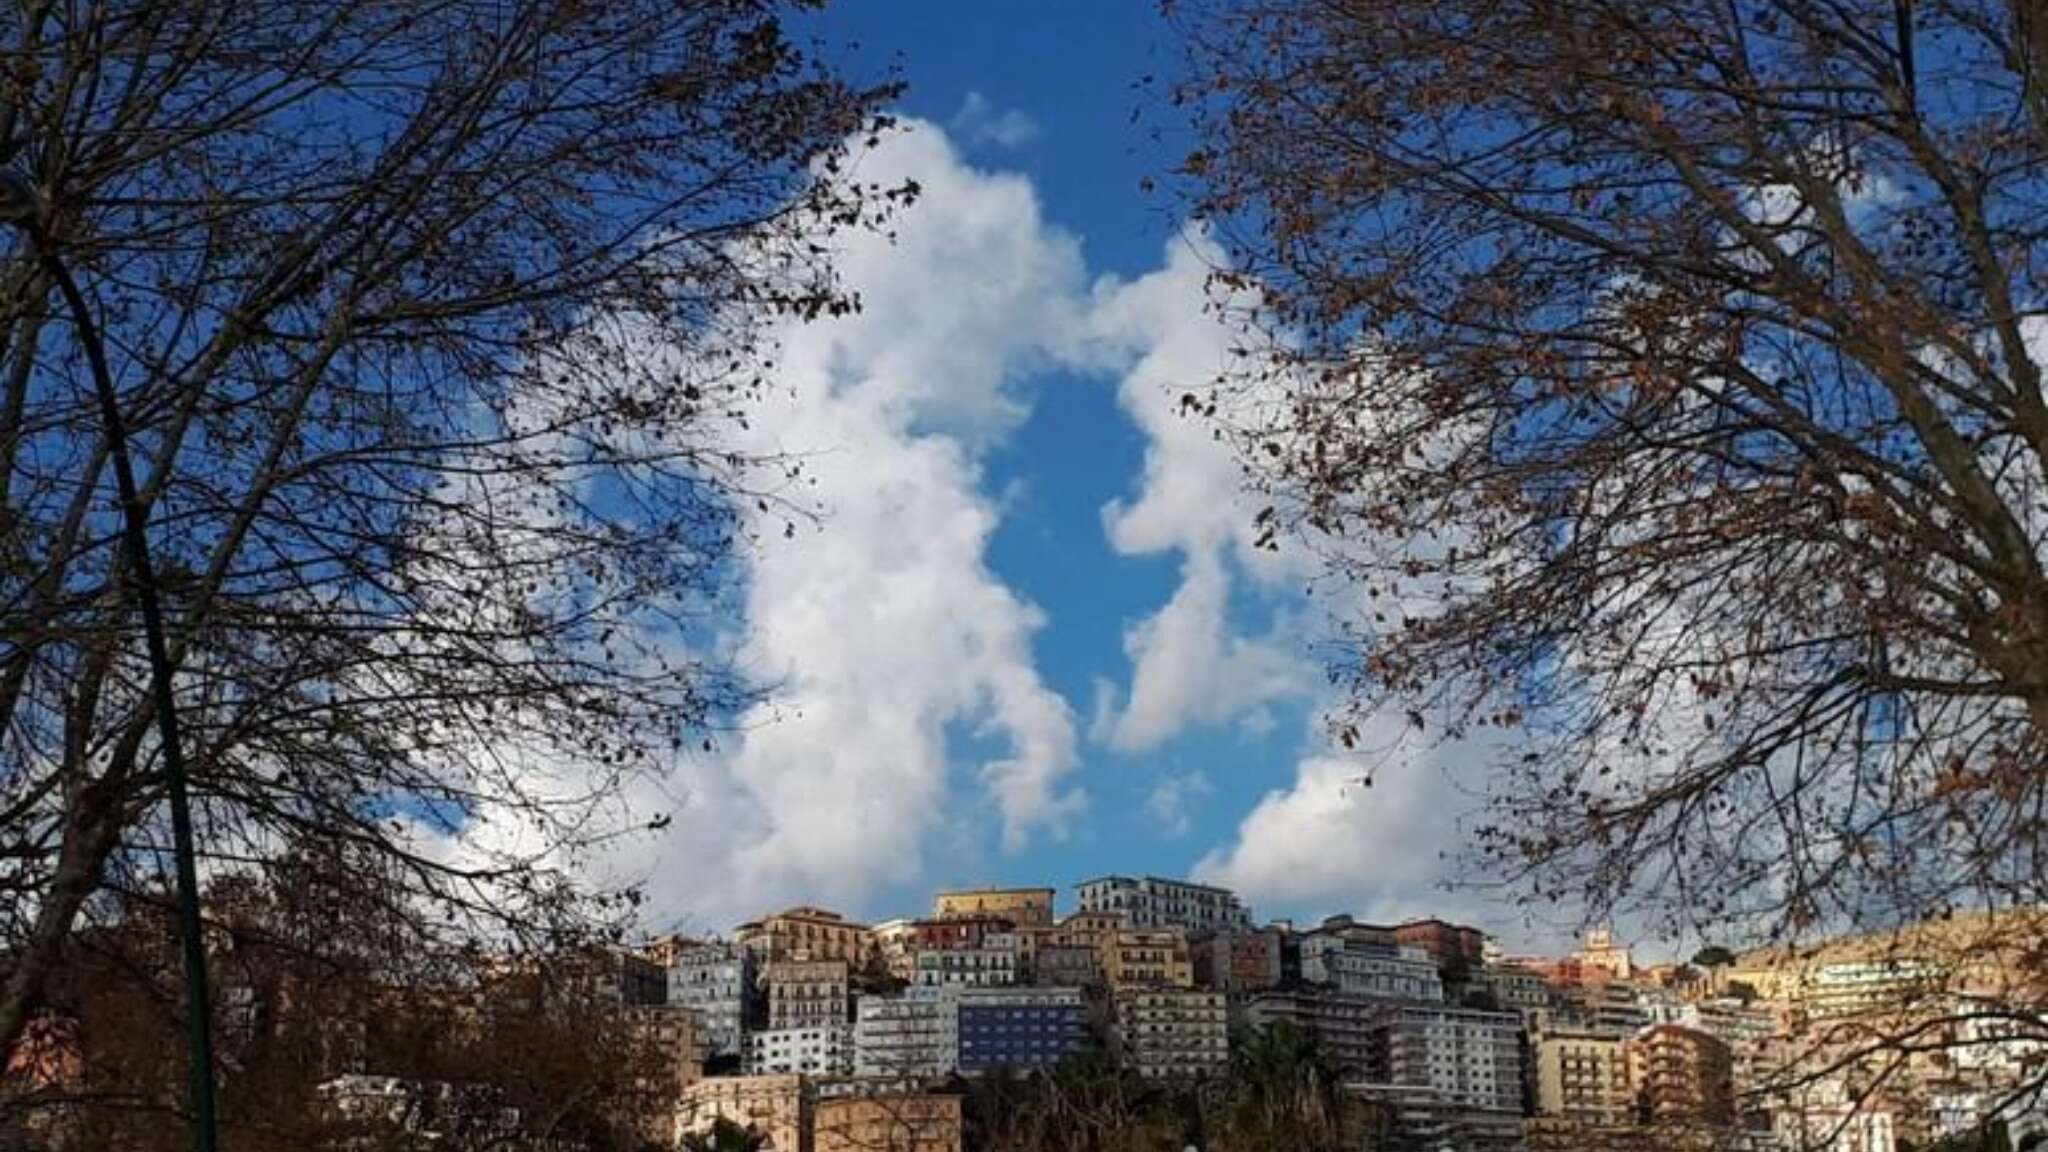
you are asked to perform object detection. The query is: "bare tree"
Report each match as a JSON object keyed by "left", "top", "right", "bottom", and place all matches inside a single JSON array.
[
  {"left": 14, "top": 864, "right": 693, "bottom": 1151},
  {"left": 0, "top": 0, "right": 910, "bottom": 1071},
  {"left": 1166, "top": 0, "right": 2046, "bottom": 1130}
]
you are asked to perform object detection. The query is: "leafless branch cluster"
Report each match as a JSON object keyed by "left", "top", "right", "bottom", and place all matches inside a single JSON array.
[
  {"left": 1167, "top": 0, "right": 2047, "bottom": 1127},
  {"left": 0, "top": 0, "right": 909, "bottom": 1086}
]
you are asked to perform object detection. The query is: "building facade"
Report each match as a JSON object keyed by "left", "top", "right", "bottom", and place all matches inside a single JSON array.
[
  {"left": 854, "top": 986, "right": 959, "bottom": 1079},
  {"left": 1241, "top": 987, "right": 1384, "bottom": 1076},
  {"left": 1301, "top": 936, "right": 1445, "bottom": 1002},
  {"left": 813, "top": 1092, "right": 963, "bottom": 1152},
  {"left": 1534, "top": 1028, "right": 1633, "bottom": 1126},
  {"left": 739, "top": 907, "right": 875, "bottom": 965},
  {"left": 1395, "top": 920, "right": 1489, "bottom": 969},
  {"left": 956, "top": 986, "right": 1089, "bottom": 1073},
  {"left": 1626, "top": 1024, "right": 1735, "bottom": 1127},
  {"left": 677, "top": 1075, "right": 809, "bottom": 1152},
  {"left": 1030, "top": 943, "right": 1101, "bottom": 989},
  {"left": 1075, "top": 876, "right": 1251, "bottom": 934},
  {"left": 765, "top": 958, "right": 850, "bottom": 1032},
  {"left": 1113, "top": 988, "right": 1230, "bottom": 1079},
  {"left": 933, "top": 887, "right": 1055, "bottom": 927},
  {"left": 1373, "top": 1004, "right": 1526, "bottom": 1116},
  {"left": 913, "top": 939, "right": 1018, "bottom": 988},
  {"left": 620, "top": 1004, "right": 701, "bottom": 1146},
  {"left": 1190, "top": 927, "right": 1283, "bottom": 993},
  {"left": 747, "top": 1022, "right": 854, "bottom": 1076},
  {"left": 668, "top": 941, "right": 758, "bottom": 1059},
  {"left": 594, "top": 948, "right": 669, "bottom": 1006},
  {"left": 1103, "top": 927, "right": 1193, "bottom": 992}
]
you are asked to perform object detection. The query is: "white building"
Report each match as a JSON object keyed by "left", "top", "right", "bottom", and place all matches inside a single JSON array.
[
  {"left": 1375, "top": 1004, "right": 1526, "bottom": 1117},
  {"left": 1075, "top": 876, "right": 1251, "bottom": 934},
  {"left": 746, "top": 1021, "right": 853, "bottom": 1076},
  {"left": 1113, "top": 988, "right": 1230, "bottom": 1079},
  {"left": 1301, "top": 938, "right": 1444, "bottom": 1001},
  {"left": 667, "top": 941, "right": 756, "bottom": 1059},
  {"left": 854, "top": 986, "right": 958, "bottom": 1078}
]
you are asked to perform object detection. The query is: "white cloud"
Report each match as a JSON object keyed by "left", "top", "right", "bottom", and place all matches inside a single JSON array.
[
  {"left": 1191, "top": 716, "right": 1526, "bottom": 935},
  {"left": 949, "top": 91, "right": 1041, "bottom": 150},
  {"left": 1088, "top": 237, "right": 1316, "bottom": 751},
  {"left": 573, "top": 124, "right": 1092, "bottom": 930},
  {"left": 1144, "top": 770, "right": 1213, "bottom": 838}
]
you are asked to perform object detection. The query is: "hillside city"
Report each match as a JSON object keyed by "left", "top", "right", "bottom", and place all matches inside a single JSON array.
[
  {"left": 5, "top": 2, "right": 2048, "bottom": 1151},
  {"left": 307, "top": 877, "right": 2039, "bottom": 1152}
]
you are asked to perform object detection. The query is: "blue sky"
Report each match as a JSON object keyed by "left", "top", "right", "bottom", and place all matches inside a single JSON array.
[{"left": 542, "top": 3, "right": 1570, "bottom": 951}]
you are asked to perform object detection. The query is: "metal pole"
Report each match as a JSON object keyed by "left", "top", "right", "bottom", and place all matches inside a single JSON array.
[{"left": 25, "top": 225, "right": 219, "bottom": 1152}]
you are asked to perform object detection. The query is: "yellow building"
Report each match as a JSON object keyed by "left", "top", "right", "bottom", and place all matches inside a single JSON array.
[
  {"left": 1626, "top": 1023, "right": 1734, "bottom": 1127},
  {"left": 1534, "top": 1029, "right": 1632, "bottom": 1126},
  {"left": 813, "top": 1092, "right": 962, "bottom": 1152},
  {"left": 933, "top": 887, "right": 1056, "bottom": 927},
  {"left": 677, "top": 1075, "right": 808, "bottom": 1152},
  {"left": 1104, "top": 926, "right": 1192, "bottom": 992},
  {"left": 738, "top": 907, "right": 876, "bottom": 965}
]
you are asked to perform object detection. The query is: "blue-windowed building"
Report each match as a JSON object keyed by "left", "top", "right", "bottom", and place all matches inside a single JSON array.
[{"left": 955, "top": 986, "right": 1090, "bottom": 1073}]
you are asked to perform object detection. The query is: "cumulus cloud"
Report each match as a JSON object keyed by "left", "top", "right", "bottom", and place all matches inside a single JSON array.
[
  {"left": 1144, "top": 770, "right": 1213, "bottom": 838},
  {"left": 560, "top": 124, "right": 1094, "bottom": 930},
  {"left": 1191, "top": 718, "right": 1516, "bottom": 930},
  {"left": 949, "top": 91, "right": 1041, "bottom": 150},
  {"left": 1088, "top": 238, "right": 1316, "bottom": 751}
]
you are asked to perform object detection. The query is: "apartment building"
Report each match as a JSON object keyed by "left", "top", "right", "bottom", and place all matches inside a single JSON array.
[
  {"left": 854, "top": 986, "right": 959, "bottom": 1078},
  {"left": 1395, "top": 919, "right": 1489, "bottom": 968},
  {"left": 668, "top": 941, "right": 758, "bottom": 1059},
  {"left": 677, "top": 1075, "right": 810, "bottom": 1152},
  {"left": 747, "top": 1022, "right": 853, "bottom": 1076},
  {"left": 1241, "top": 987, "right": 1384, "bottom": 1076},
  {"left": 913, "top": 936, "right": 1018, "bottom": 988},
  {"left": 956, "top": 986, "right": 1089, "bottom": 1074},
  {"left": 1029, "top": 943, "right": 1100, "bottom": 989},
  {"left": 1477, "top": 964, "right": 1552, "bottom": 1016},
  {"left": 1075, "top": 876, "right": 1251, "bottom": 934},
  {"left": 1627, "top": 1023, "right": 1735, "bottom": 1127},
  {"left": 1534, "top": 1028, "right": 1634, "bottom": 1126},
  {"left": 1373, "top": 1004, "right": 1526, "bottom": 1117},
  {"left": 619, "top": 1004, "right": 702, "bottom": 1146},
  {"left": 1190, "top": 926, "right": 1283, "bottom": 993},
  {"left": 1103, "top": 926, "right": 1193, "bottom": 992},
  {"left": 908, "top": 915, "right": 1015, "bottom": 952},
  {"left": 1301, "top": 935, "right": 1445, "bottom": 1002},
  {"left": 595, "top": 948, "right": 669, "bottom": 1007},
  {"left": 765, "top": 958, "right": 850, "bottom": 1032},
  {"left": 738, "top": 907, "right": 875, "bottom": 965},
  {"left": 813, "top": 1091, "right": 963, "bottom": 1152},
  {"left": 933, "top": 887, "right": 1055, "bottom": 927},
  {"left": 1113, "top": 988, "right": 1230, "bottom": 1079}
]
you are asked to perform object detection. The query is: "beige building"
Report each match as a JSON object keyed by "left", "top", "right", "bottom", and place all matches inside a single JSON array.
[
  {"left": 1114, "top": 988, "right": 1229, "bottom": 1079},
  {"left": 766, "top": 958, "right": 850, "bottom": 1031},
  {"left": 1534, "top": 1028, "right": 1633, "bottom": 1126},
  {"left": 620, "top": 1005, "right": 700, "bottom": 1145},
  {"left": 1103, "top": 926, "right": 1193, "bottom": 992},
  {"left": 933, "top": 887, "right": 1055, "bottom": 927},
  {"left": 738, "top": 907, "right": 875, "bottom": 965},
  {"left": 1626, "top": 1023, "right": 1734, "bottom": 1127},
  {"left": 871, "top": 918, "right": 921, "bottom": 981},
  {"left": 677, "top": 1075, "right": 809, "bottom": 1152},
  {"left": 1573, "top": 926, "right": 1635, "bottom": 982},
  {"left": 813, "top": 1092, "right": 962, "bottom": 1152}
]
